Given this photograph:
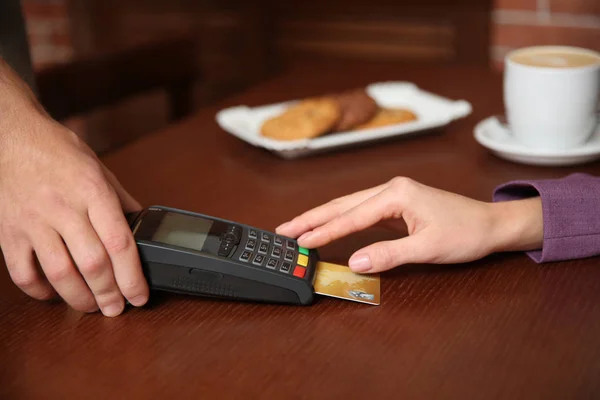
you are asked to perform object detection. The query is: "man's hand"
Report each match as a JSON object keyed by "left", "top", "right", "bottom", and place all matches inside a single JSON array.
[
  {"left": 276, "top": 177, "right": 543, "bottom": 273},
  {"left": 0, "top": 62, "right": 148, "bottom": 317}
]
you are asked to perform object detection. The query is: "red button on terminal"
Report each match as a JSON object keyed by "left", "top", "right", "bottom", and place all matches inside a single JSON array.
[{"left": 293, "top": 266, "right": 306, "bottom": 278}]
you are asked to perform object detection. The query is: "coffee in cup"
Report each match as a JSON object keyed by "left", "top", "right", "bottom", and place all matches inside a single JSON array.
[{"left": 504, "top": 46, "right": 600, "bottom": 150}]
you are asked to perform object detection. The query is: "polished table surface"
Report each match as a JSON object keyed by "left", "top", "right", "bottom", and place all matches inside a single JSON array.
[{"left": 2, "top": 61, "right": 600, "bottom": 399}]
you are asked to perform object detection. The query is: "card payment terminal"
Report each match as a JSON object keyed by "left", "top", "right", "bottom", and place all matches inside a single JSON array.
[{"left": 127, "top": 206, "right": 319, "bottom": 305}]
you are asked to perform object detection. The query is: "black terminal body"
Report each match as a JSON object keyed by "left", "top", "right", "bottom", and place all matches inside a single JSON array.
[{"left": 126, "top": 206, "right": 319, "bottom": 305}]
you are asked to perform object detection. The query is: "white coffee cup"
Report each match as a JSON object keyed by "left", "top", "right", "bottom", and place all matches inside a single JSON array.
[{"left": 504, "top": 45, "right": 600, "bottom": 150}]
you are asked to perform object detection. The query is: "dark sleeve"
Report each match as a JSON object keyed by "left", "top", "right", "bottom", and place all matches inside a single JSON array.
[
  {"left": 0, "top": 0, "right": 36, "bottom": 91},
  {"left": 493, "top": 173, "right": 600, "bottom": 263}
]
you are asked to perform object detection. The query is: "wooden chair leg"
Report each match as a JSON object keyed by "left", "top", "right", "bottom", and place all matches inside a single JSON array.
[{"left": 167, "top": 79, "right": 195, "bottom": 121}]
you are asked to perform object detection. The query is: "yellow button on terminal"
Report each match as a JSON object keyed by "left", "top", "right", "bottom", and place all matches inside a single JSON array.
[{"left": 297, "top": 254, "right": 308, "bottom": 267}]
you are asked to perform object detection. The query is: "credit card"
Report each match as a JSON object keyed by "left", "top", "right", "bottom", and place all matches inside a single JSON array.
[{"left": 313, "top": 261, "right": 380, "bottom": 305}]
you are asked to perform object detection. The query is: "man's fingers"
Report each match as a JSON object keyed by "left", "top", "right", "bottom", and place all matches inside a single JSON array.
[
  {"left": 57, "top": 217, "right": 125, "bottom": 317},
  {"left": 88, "top": 190, "right": 148, "bottom": 308},
  {"left": 102, "top": 165, "right": 142, "bottom": 212},
  {"left": 276, "top": 184, "right": 388, "bottom": 238},
  {"left": 2, "top": 236, "right": 55, "bottom": 300},
  {"left": 348, "top": 235, "right": 426, "bottom": 273},
  {"left": 31, "top": 229, "right": 98, "bottom": 312},
  {"left": 297, "top": 189, "right": 401, "bottom": 248}
]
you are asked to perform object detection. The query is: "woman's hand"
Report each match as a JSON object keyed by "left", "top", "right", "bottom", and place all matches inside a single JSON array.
[{"left": 276, "top": 177, "right": 543, "bottom": 273}]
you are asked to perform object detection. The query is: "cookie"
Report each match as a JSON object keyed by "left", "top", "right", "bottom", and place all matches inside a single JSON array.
[
  {"left": 354, "top": 108, "right": 417, "bottom": 130},
  {"left": 260, "top": 97, "right": 341, "bottom": 141},
  {"left": 330, "top": 88, "right": 378, "bottom": 132}
]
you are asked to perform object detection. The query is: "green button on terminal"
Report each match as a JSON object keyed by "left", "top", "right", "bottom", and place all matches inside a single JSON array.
[{"left": 299, "top": 247, "right": 309, "bottom": 256}]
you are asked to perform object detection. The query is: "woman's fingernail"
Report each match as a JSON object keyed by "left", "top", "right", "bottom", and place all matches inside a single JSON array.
[
  {"left": 298, "top": 231, "right": 314, "bottom": 242},
  {"left": 276, "top": 222, "right": 290, "bottom": 231},
  {"left": 349, "top": 254, "right": 372, "bottom": 272}
]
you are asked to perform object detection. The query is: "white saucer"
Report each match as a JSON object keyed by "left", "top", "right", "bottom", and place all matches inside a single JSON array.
[{"left": 474, "top": 116, "right": 600, "bottom": 166}]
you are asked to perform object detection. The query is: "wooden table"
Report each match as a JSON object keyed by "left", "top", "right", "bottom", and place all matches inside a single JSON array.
[{"left": 2, "top": 61, "right": 600, "bottom": 399}]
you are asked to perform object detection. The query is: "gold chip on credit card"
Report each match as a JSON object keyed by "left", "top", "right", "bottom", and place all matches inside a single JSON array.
[{"left": 313, "top": 261, "right": 380, "bottom": 305}]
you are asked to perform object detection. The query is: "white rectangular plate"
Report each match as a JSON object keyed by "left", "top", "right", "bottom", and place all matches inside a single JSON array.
[{"left": 215, "top": 81, "right": 472, "bottom": 159}]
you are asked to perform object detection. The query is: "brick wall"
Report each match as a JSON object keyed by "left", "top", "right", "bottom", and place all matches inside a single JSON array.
[
  {"left": 492, "top": 0, "right": 600, "bottom": 69},
  {"left": 21, "top": 0, "right": 73, "bottom": 70},
  {"left": 19, "top": 0, "right": 600, "bottom": 72}
]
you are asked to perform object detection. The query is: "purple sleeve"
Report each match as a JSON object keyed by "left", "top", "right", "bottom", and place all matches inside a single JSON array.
[{"left": 493, "top": 173, "right": 600, "bottom": 263}]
